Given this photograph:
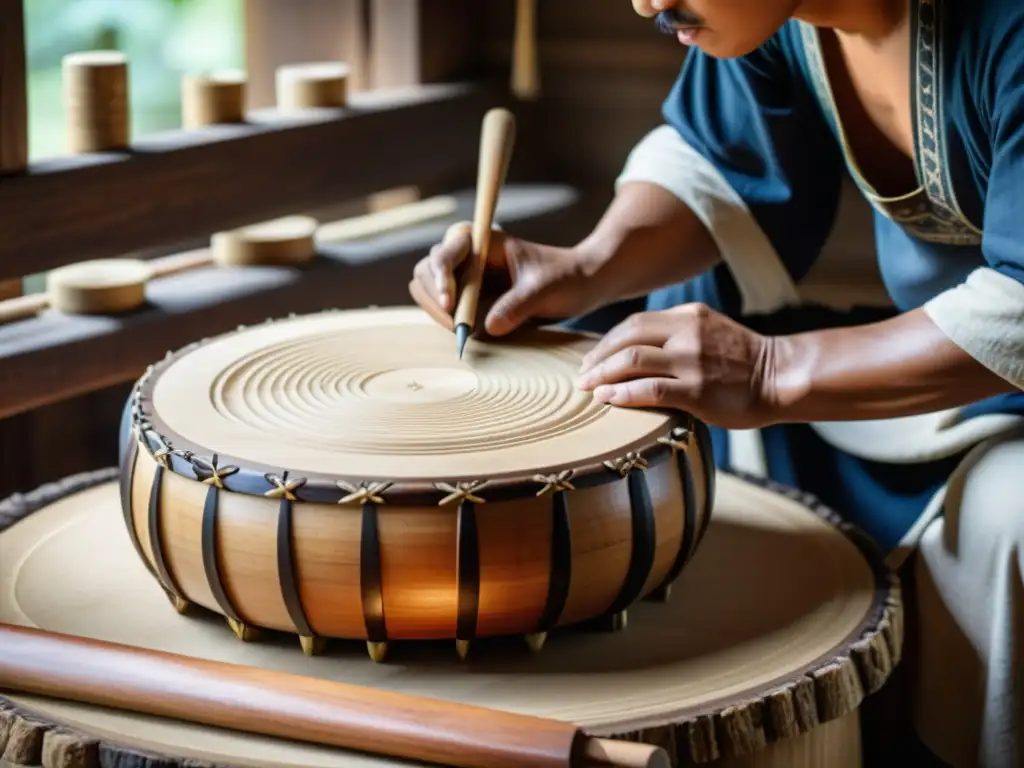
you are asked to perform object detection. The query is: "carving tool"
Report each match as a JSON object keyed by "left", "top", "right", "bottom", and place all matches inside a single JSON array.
[{"left": 452, "top": 107, "right": 517, "bottom": 359}]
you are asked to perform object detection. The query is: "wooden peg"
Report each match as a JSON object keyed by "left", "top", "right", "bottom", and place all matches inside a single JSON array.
[
  {"left": 276, "top": 62, "right": 350, "bottom": 111},
  {"left": 62, "top": 50, "right": 130, "bottom": 153},
  {"left": 512, "top": 0, "right": 540, "bottom": 100},
  {"left": 181, "top": 70, "right": 247, "bottom": 128}
]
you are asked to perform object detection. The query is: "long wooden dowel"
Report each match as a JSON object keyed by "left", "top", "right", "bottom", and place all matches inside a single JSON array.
[{"left": 0, "top": 624, "right": 668, "bottom": 768}]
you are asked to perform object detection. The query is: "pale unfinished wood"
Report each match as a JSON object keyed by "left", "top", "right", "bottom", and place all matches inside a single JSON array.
[
  {"left": 0, "top": 81, "right": 493, "bottom": 283},
  {"left": 0, "top": 218, "right": 317, "bottom": 324},
  {"left": 276, "top": 62, "right": 350, "bottom": 110},
  {"left": 0, "top": 469, "right": 900, "bottom": 767},
  {"left": 0, "top": 183, "right": 581, "bottom": 420},
  {"left": 181, "top": 70, "right": 247, "bottom": 128},
  {"left": 62, "top": 51, "right": 130, "bottom": 154},
  {"left": 511, "top": 0, "right": 540, "bottom": 100},
  {"left": 244, "top": 0, "right": 368, "bottom": 108}
]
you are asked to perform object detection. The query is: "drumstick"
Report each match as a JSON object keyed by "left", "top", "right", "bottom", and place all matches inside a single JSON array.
[
  {"left": 452, "top": 107, "right": 516, "bottom": 359},
  {"left": 0, "top": 623, "right": 668, "bottom": 768}
]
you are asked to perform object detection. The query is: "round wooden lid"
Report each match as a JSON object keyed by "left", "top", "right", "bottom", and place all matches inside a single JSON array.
[{"left": 140, "top": 307, "right": 677, "bottom": 483}]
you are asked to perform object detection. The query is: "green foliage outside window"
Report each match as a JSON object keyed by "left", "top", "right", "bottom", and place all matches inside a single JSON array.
[
  {"left": 25, "top": 0, "right": 245, "bottom": 160},
  {"left": 21, "top": 0, "right": 244, "bottom": 292}
]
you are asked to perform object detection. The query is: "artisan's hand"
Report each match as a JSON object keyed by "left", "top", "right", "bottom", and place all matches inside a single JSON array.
[
  {"left": 409, "top": 222, "right": 598, "bottom": 337},
  {"left": 577, "top": 303, "right": 781, "bottom": 429}
]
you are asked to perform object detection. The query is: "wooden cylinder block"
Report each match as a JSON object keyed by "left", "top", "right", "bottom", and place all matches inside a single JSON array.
[
  {"left": 210, "top": 215, "right": 318, "bottom": 267},
  {"left": 181, "top": 70, "right": 247, "bottom": 128},
  {"left": 62, "top": 50, "right": 129, "bottom": 153},
  {"left": 275, "top": 62, "right": 350, "bottom": 110}
]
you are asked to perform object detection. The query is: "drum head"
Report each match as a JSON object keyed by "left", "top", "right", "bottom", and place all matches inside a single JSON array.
[{"left": 142, "top": 307, "right": 675, "bottom": 482}]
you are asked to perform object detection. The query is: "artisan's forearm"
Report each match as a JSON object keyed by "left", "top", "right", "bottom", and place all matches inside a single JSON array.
[
  {"left": 572, "top": 181, "right": 721, "bottom": 307},
  {"left": 771, "top": 307, "right": 1018, "bottom": 422}
]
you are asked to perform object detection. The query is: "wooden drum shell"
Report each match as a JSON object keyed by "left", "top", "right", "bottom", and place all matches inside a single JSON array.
[{"left": 118, "top": 419, "right": 712, "bottom": 644}]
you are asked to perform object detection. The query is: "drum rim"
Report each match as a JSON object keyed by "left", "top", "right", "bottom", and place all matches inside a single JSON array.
[
  {"left": 127, "top": 308, "right": 699, "bottom": 506},
  {"left": 0, "top": 467, "right": 902, "bottom": 767}
]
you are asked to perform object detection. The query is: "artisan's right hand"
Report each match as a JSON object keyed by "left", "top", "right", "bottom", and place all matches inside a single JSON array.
[{"left": 409, "top": 222, "right": 596, "bottom": 337}]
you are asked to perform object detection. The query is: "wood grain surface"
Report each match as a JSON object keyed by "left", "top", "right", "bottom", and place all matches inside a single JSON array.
[{"left": 0, "top": 82, "right": 492, "bottom": 282}]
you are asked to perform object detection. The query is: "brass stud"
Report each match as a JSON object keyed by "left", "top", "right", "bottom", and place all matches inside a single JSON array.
[
  {"left": 455, "top": 639, "right": 471, "bottom": 660},
  {"left": 524, "top": 632, "right": 547, "bottom": 653},
  {"left": 170, "top": 594, "right": 191, "bottom": 615},
  {"left": 227, "top": 617, "right": 260, "bottom": 642},
  {"left": 366, "top": 641, "right": 389, "bottom": 663},
  {"left": 610, "top": 611, "right": 628, "bottom": 632},
  {"left": 300, "top": 635, "right": 326, "bottom": 656},
  {"left": 645, "top": 584, "right": 672, "bottom": 603}
]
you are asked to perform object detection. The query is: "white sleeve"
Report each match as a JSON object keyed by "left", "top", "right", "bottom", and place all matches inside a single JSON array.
[
  {"left": 923, "top": 267, "right": 1024, "bottom": 389},
  {"left": 614, "top": 125, "right": 800, "bottom": 315}
]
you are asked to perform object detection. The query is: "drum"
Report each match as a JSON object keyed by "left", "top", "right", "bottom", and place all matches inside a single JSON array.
[
  {"left": 115, "top": 307, "right": 716, "bottom": 661},
  {"left": 0, "top": 467, "right": 902, "bottom": 768}
]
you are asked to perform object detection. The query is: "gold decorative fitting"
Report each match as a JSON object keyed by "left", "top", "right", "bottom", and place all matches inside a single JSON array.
[
  {"left": 264, "top": 474, "right": 307, "bottom": 501},
  {"left": 434, "top": 481, "right": 489, "bottom": 506},
  {"left": 193, "top": 455, "right": 240, "bottom": 489},
  {"left": 603, "top": 452, "right": 648, "bottom": 478},
  {"left": 657, "top": 427, "right": 691, "bottom": 454},
  {"left": 532, "top": 470, "right": 575, "bottom": 496},
  {"left": 149, "top": 434, "right": 173, "bottom": 468},
  {"left": 336, "top": 480, "right": 392, "bottom": 505}
]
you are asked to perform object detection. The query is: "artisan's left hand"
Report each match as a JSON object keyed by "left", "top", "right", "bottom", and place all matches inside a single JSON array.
[{"left": 577, "top": 303, "right": 783, "bottom": 429}]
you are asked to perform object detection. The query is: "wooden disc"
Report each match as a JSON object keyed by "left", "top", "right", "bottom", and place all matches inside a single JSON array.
[
  {"left": 143, "top": 307, "right": 674, "bottom": 481},
  {"left": 46, "top": 257, "right": 152, "bottom": 314},
  {"left": 0, "top": 470, "right": 900, "bottom": 767},
  {"left": 210, "top": 215, "right": 318, "bottom": 267}
]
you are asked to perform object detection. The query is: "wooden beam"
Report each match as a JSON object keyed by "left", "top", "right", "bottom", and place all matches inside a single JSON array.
[
  {"left": 0, "top": 82, "right": 494, "bottom": 283},
  {"left": 0, "top": 0, "right": 26, "bottom": 299},
  {"left": 0, "top": 0, "right": 26, "bottom": 174},
  {"left": 0, "top": 184, "right": 580, "bottom": 420}
]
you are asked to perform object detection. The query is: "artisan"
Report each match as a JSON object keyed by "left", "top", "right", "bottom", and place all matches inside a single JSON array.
[{"left": 409, "top": 0, "right": 1024, "bottom": 765}]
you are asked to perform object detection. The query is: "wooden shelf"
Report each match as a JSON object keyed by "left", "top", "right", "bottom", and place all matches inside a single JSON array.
[
  {"left": 0, "top": 81, "right": 498, "bottom": 283},
  {"left": 0, "top": 184, "right": 581, "bottom": 421}
]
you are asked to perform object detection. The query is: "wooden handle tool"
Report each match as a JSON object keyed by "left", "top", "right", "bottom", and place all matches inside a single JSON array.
[
  {"left": 452, "top": 107, "right": 517, "bottom": 359},
  {"left": 0, "top": 623, "right": 668, "bottom": 768},
  {"left": 512, "top": 0, "right": 540, "bottom": 100}
]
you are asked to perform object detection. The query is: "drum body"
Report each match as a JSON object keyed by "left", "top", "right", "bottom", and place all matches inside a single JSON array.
[{"left": 116, "top": 308, "right": 715, "bottom": 658}]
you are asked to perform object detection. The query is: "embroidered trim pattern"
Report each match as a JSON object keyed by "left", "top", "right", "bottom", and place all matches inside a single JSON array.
[{"left": 797, "top": 1, "right": 982, "bottom": 246}]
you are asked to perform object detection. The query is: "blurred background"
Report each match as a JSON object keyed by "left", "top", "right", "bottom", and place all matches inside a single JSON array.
[
  {"left": 26, "top": 0, "right": 244, "bottom": 160},
  {"left": 1, "top": 0, "right": 882, "bottom": 495}
]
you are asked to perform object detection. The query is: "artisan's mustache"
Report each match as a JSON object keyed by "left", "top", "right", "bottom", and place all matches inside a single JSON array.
[{"left": 655, "top": 8, "right": 704, "bottom": 34}]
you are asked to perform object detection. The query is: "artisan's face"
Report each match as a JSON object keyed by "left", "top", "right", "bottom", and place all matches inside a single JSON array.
[{"left": 632, "top": 0, "right": 799, "bottom": 58}]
